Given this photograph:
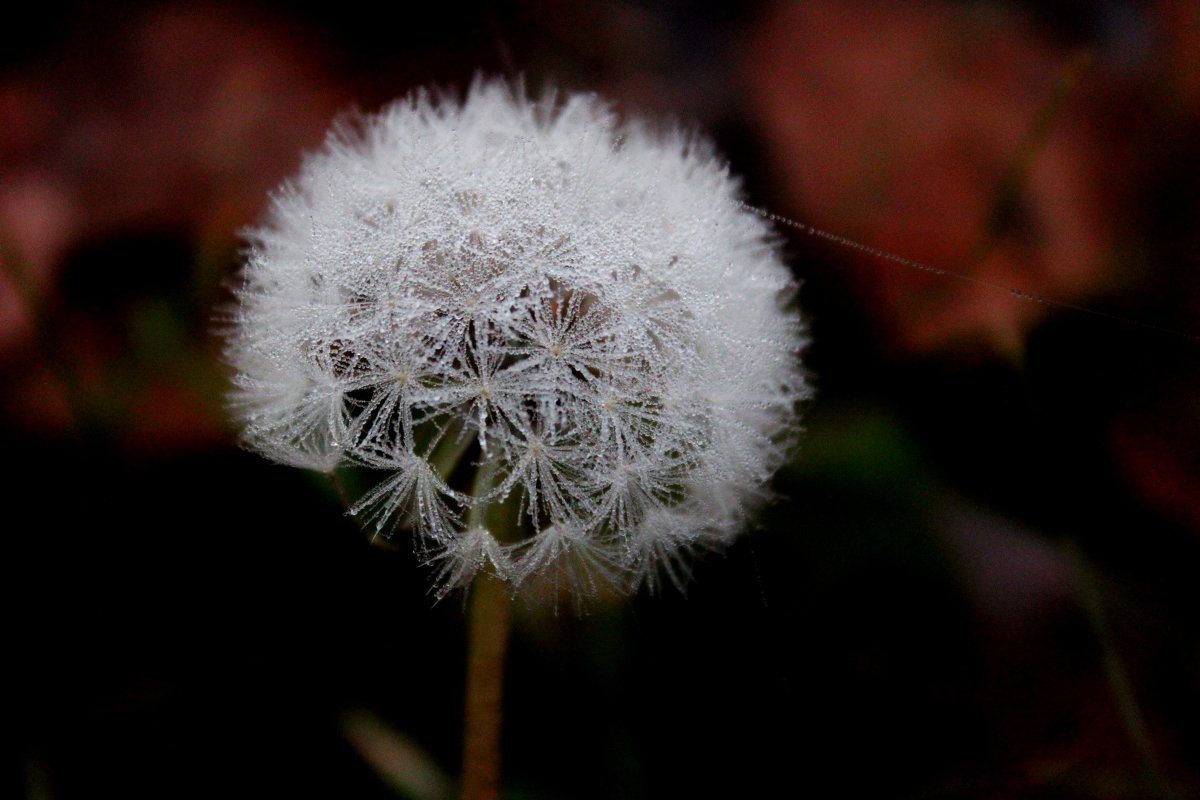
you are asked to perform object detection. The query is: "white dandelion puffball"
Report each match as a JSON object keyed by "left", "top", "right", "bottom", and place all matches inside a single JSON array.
[{"left": 226, "top": 79, "right": 809, "bottom": 600}]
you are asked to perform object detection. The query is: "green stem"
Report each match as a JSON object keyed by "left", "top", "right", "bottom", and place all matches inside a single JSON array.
[
  {"left": 460, "top": 569, "right": 511, "bottom": 800},
  {"left": 1064, "top": 539, "right": 1179, "bottom": 800},
  {"left": 458, "top": 462, "right": 511, "bottom": 800},
  {"left": 965, "top": 48, "right": 1092, "bottom": 269},
  {"left": 460, "top": 464, "right": 512, "bottom": 800},
  {"left": 0, "top": 225, "right": 90, "bottom": 434}
]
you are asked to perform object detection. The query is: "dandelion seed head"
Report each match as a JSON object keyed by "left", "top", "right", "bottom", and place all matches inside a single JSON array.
[{"left": 225, "top": 78, "right": 810, "bottom": 601}]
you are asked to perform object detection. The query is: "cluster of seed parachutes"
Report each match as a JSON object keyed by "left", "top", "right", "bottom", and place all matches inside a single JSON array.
[{"left": 226, "top": 80, "right": 807, "bottom": 601}]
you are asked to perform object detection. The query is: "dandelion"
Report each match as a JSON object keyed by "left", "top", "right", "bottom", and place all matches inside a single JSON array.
[
  {"left": 227, "top": 79, "right": 807, "bottom": 599},
  {"left": 224, "top": 77, "right": 808, "bottom": 798}
]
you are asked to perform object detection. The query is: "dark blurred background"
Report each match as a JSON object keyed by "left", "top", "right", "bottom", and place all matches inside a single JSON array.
[{"left": 4, "top": 1, "right": 1199, "bottom": 798}]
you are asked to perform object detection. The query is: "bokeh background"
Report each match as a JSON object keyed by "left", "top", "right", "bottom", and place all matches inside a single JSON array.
[{"left": 5, "top": 1, "right": 1200, "bottom": 798}]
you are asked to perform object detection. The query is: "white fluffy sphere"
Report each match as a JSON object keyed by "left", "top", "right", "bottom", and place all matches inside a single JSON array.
[{"left": 226, "top": 79, "right": 809, "bottom": 600}]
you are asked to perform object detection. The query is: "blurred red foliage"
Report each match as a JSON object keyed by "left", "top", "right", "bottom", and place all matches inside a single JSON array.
[
  {"left": 743, "top": 0, "right": 1127, "bottom": 357},
  {"left": 0, "top": 3, "right": 348, "bottom": 447}
]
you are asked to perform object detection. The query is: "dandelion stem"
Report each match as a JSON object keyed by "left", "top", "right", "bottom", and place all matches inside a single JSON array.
[
  {"left": 460, "top": 465, "right": 512, "bottom": 800},
  {"left": 461, "top": 569, "right": 511, "bottom": 800}
]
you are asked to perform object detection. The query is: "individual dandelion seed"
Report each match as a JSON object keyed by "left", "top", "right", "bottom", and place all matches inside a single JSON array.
[{"left": 223, "top": 77, "right": 810, "bottom": 603}]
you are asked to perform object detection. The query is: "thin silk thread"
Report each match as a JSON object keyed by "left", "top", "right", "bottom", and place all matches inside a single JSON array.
[{"left": 735, "top": 200, "right": 1200, "bottom": 347}]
